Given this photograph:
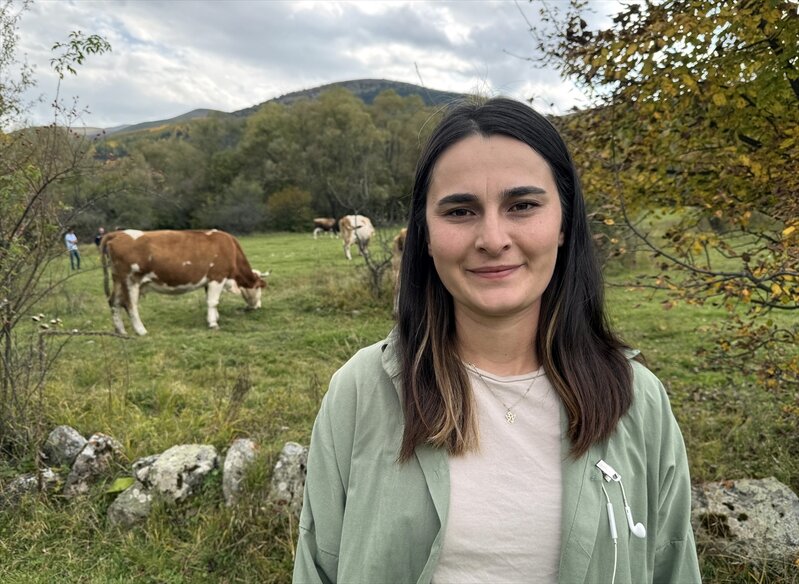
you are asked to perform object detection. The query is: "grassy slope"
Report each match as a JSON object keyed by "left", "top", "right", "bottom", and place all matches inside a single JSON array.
[{"left": 0, "top": 232, "right": 796, "bottom": 582}]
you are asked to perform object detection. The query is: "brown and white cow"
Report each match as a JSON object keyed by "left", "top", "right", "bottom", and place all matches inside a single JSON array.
[
  {"left": 339, "top": 214, "right": 375, "bottom": 260},
  {"left": 312, "top": 217, "right": 338, "bottom": 239},
  {"left": 101, "top": 229, "right": 267, "bottom": 336}
]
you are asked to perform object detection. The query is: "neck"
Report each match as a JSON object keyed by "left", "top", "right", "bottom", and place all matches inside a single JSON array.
[{"left": 455, "top": 307, "right": 540, "bottom": 376}]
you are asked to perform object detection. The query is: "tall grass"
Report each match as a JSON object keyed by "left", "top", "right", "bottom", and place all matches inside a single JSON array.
[{"left": 0, "top": 231, "right": 796, "bottom": 582}]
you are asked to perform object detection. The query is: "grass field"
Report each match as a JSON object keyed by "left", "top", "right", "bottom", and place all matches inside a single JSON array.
[{"left": 1, "top": 231, "right": 797, "bottom": 582}]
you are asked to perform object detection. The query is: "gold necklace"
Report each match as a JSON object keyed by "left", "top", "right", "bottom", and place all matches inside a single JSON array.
[{"left": 467, "top": 363, "right": 543, "bottom": 424}]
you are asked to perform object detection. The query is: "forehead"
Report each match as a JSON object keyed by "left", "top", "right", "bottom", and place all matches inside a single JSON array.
[{"left": 428, "top": 134, "right": 554, "bottom": 196}]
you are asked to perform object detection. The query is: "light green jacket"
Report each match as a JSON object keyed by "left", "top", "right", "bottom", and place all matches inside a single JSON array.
[{"left": 294, "top": 334, "right": 701, "bottom": 584}]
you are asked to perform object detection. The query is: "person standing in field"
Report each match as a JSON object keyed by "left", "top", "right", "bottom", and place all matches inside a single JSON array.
[
  {"left": 293, "top": 97, "right": 700, "bottom": 583},
  {"left": 65, "top": 226, "right": 80, "bottom": 270},
  {"left": 94, "top": 226, "right": 105, "bottom": 247}
]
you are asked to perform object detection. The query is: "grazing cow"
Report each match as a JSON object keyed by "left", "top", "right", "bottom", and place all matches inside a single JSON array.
[
  {"left": 101, "top": 229, "right": 267, "bottom": 336},
  {"left": 339, "top": 214, "right": 375, "bottom": 260},
  {"left": 312, "top": 217, "right": 338, "bottom": 239}
]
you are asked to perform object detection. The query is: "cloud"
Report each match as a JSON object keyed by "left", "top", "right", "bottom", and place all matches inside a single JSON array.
[{"left": 12, "top": 0, "right": 609, "bottom": 129}]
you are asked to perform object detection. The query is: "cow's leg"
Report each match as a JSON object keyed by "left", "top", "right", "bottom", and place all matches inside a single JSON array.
[
  {"left": 313, "top": 227, "right": 321, "bottom": 240},
  {"left": 206, "top": 281, "right": 225, "bottom": 329},
  {"left": 109, "top": 279, "right": 128, "bottom": 335},
  {"left": 344, "top": 242, "right": 353, "bottom": 261},
  {"left": 126, "top": 281, "right": 148, "bottom": 336},
  {"left": 357, "top": 236, "right": 368, "bottom": 258}
]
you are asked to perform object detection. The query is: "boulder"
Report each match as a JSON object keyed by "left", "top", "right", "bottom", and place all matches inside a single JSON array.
[
  {"left": 63, "top": 433, "right": 123, "bottom": 498},
  {"left": 692, "top": 477, "right": 799, "bottom": 564},
  {"left": 0, "top": 467, "right": 61, "bottom": 508},
  {"left": 223, "top": 438, "right": 257, "bottom": 506},
  {"left": 42, "top": 425, "right": 86, "bottom": 467},
  {"left": 143, "top": 444, "right": 218, "bottom": 502},
  {"left": 267, "top": 441, "right": 308, "bottom": 519},
  {"left": 107, "top": 480, "right": 153, "bottom": 528}
]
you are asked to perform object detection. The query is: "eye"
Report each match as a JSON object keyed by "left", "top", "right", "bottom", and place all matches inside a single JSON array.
[
  {"left": 508, "top": 201, "right": 539, "bottom": 213},
  {"left": 444, "top": 208, "right": 474, "bottom": 218}
]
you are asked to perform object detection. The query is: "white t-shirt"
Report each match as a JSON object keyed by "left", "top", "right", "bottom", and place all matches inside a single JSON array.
[
  {"left": 432, "top": 364, "right": 563, "bottom": 584},
  {"left": 65, "top": 232, "right": 78, "bottom": 251}
]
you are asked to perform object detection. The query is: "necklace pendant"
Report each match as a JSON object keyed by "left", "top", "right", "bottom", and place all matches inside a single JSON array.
[{"left": 505, "top": 410, "right": 516, "bottom": 424}]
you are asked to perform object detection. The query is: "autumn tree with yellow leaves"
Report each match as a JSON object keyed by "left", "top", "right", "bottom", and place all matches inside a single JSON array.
[{"left": 525, "top": 0, "right": 798, "bottom": 391}]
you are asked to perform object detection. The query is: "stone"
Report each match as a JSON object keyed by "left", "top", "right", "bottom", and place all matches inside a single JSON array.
[
  {"left": 107, "top": 480, "right": 153, "bottom": 527},
  {"left": 63, "top": 433, "right": 123, "bottom": 498},
  {"left": 692, "top": 477, "right": 799, "bottom": 564},
  {"left": 267, "top": 441, "right": 308, "bottom": 519},
  {"left": 222, "top": 438, "right": 257, "bottom": 506},
  {"left": 132, "top": 454, "right": 160, "bottom": 484},
  {"left": 143, "top": 444, "right": 218, "bottom": 502},
  {"left": 42, "top": 425, "right": 87, "bottom": 467},
  {"left": 0, "top": 467, "right": 61, "bottom": 508}
]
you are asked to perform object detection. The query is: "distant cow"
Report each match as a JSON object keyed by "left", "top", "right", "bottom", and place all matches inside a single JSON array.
[
  {"left": 312, "top": 217, "right": 338, "bottom": 239},
  {"left": 101, "top": 229, "right": 268, "bottom": 336},
  {"left": 339, "top": 215, "right": 375, "bottom": 260}
]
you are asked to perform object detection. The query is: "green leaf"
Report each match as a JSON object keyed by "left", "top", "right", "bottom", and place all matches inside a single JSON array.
[{"left": 106, "top": 476, "right": 135, "bottom": 494}]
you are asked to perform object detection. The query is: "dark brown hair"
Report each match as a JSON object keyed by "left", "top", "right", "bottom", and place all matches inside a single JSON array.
[{"left": 396, "top": 97, "right": 634, "bottom": 461}]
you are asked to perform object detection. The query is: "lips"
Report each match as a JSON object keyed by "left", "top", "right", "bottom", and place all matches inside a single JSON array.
[{"left": 468, "top": 265, "right": 520, "bottom": 279}]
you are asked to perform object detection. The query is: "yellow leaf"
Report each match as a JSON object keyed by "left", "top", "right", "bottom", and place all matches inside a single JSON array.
[
  {"left": 711, "top": 93, "right": 727, "bottom": 106},
  {"left": 782, "top": 225, "right": 796, "bottom": 237},
  {"left": 604, "top": 218, "right": 615, "bottom": 226},
  {"left": 771, "top": 283, "right": 783, "bottom": 297}
]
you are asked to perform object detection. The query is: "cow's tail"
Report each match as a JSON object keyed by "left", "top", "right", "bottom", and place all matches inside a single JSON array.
[{"left": 100, "top": 236, "right": 111, "bottom": 298}]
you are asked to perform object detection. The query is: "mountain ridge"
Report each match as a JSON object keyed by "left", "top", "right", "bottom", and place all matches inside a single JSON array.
[{"left": 100, "top": 79, "right": 463, "bottom": 138}]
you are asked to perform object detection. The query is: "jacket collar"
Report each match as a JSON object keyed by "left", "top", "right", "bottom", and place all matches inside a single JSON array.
[
  {"left": 559, "top": 432, "right": 605, "bottom": 583},
  {"left": 380, "top": 330, "right": 449, "bottom": 584}
]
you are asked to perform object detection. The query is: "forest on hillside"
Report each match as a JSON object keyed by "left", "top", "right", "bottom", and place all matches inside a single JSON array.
[{"left": 63, "top": 88, "right": 441, "bottom": 235}]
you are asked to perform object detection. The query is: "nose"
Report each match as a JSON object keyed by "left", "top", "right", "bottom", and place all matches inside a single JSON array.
[{"left": 476, "top": 213, "right": 511, "bottom": 255}]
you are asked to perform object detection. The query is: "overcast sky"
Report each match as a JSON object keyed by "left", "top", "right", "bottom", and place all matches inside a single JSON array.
[{"left": 13, "top": 0, "right": 616, "bottom": 130}]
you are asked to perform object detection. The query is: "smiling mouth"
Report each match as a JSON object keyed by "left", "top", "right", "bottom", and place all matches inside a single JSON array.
[{"left": 468, "top": 265, "right": 520, "bottom": 278}]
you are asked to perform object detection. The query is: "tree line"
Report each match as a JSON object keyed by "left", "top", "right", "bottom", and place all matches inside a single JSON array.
[{"left": 68, "top": 88, "right": 442, "bottom": 236}]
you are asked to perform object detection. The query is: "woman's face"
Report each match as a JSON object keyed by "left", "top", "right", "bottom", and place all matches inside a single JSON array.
[{"left": 425, "top": 134, "right": 564, "bottom": 325}]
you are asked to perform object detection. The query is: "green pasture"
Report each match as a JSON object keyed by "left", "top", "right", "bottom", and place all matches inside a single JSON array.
[{"left": 1, "top": 231, "right": 797, "bottom": 582}]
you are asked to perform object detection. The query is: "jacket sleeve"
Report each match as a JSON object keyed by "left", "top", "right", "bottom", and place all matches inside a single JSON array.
[
  {"left": 293, "top": 371, "right": 357, "bottom": 584},
  {"left": 652, "top": 381, "right": 702, "bottom": 584}
]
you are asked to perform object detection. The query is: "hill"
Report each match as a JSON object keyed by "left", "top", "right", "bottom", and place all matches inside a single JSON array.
[
  {"left": 105, "top": 108, "right": 230, "bottom": 137},
  {"left": 104, "top": 79, "right": 461, "bottom": 137},
  {"left": 231, "top": 78, "right": 462, "bottom": 117}
]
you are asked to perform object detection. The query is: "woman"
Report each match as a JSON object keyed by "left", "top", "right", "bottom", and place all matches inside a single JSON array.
[{"left": 294, "top": 98, "right": 700, "bottom": 583}]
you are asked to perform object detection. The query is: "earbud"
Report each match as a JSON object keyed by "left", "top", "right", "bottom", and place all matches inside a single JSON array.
[
  {"left": 624, "top": 504, "right": 647, "bottom": 538},
  {"left": 596, "top": 459, "right": 648, "bottom": 540}
]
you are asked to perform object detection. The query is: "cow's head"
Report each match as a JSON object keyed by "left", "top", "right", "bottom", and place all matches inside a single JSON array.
[{"left": 240, "top": 269, "right": 269, "bottom": 309}]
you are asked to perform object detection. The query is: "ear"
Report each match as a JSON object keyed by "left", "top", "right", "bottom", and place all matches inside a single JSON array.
[{"left": 558, "top": 230, "right": 565, "bottom": 247}]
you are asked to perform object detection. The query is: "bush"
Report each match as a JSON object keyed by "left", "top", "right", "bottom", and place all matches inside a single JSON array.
[{"left": 266, "top": 186, "right": 313, "bottom": 232}]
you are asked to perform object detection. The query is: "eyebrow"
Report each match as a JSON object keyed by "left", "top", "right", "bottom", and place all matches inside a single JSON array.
[{"left": 435, "top": 186, "right": 547, "bottom": 207}]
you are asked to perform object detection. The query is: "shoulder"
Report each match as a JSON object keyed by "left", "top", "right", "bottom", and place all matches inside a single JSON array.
[
  {"left": 615, "top": 352, "right": 686, "bottom": 455},
  {"left": 626, "top": 355, "right": 673, "bottom": 417},
  {"left": 322, "top": 335, "right": 400, "bottom": 419}
]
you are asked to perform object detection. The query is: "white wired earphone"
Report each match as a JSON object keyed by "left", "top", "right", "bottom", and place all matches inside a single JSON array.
[{"left": 596, "top": 460, "right": 648, "bottom": 584}]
